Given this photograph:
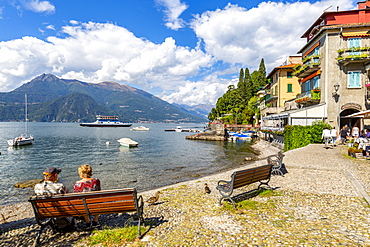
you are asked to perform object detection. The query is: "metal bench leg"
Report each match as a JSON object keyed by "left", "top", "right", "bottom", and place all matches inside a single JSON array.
[{"left": 219, "top": 197, "right": 236, "bottom": 208}]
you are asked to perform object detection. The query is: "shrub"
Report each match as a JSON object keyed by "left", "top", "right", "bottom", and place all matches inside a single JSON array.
[{"left": 284, "top": 121, "right": 331, "bottom": 151}]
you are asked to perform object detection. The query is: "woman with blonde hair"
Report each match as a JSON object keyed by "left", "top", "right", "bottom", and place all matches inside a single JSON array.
[{"left": 74, "top": 164, "right": 101, "bottom": 227}]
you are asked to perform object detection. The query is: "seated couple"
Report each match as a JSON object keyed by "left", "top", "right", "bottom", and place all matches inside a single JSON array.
[{"left": 34, "top": 164, "right": 101, "bottom": 228}]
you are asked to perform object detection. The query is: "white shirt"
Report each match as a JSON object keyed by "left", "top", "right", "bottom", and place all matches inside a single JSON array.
[
  {"left": 322, "top": 129, "right": 331, "bottom": 138},
  {"left": 330, "top": 129, "right": 338, "bottom": 137}
]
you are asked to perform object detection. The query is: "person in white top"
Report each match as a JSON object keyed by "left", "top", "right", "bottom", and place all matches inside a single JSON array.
[
  {"left": 330, "top": 127, "right": 339, "bottom": 147},
  {"left": 352, "top": 126, "right": 360, "bottom": 138},
  {"left": 322, "top": 127, "right": 331, "bottom": 148}
]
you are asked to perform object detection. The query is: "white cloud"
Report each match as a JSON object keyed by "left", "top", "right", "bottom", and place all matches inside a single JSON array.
[
  {"left": 22, "top": 0, "right": 55, "bottom": 14},
  {"left": 0, "top": 0, "right": 359, "bottom": 107},
  {"left": 155, "top": 0, "right": 188, "bottom": 30},
  {"left": 0, "top": 21, "right": 212, "bottom": 96},
  {"left": 161, "top": 74, "right": 237, "bottom": 106},
  {"left": 191, "top": 0, "right": 354, "bottom": 71}
]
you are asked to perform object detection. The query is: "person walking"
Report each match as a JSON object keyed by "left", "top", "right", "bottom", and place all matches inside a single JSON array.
[
  {"left": 330, "top": 127, "right": 339, "bottom": 147},
  {"left": 340, "top": 125, "right": 349, "bottom": 145},
  {"left": 322, "top": 127, "right": 331, "bottom": 148}
]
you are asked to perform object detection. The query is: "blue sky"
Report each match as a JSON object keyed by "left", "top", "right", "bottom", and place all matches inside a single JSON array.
[{"left": 0, "top": 0, "right": 355, "bottom": 106}]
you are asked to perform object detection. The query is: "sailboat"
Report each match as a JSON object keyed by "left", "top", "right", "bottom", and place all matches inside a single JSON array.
[{"left": 7, "top": 94, "right": 34, "bottom": 146}]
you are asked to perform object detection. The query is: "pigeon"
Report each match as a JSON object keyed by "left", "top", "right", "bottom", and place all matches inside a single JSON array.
[
  {"left": 146, "top": 191, "right": 161, "bottom": 206},
  {"left": 204, "top": 183, "right": 211, "bottom": 194}
]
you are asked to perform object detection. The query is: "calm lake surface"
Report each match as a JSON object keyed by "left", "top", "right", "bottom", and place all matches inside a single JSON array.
[{"left": 0, "top": 122, "right": 255, "bottom": 206}]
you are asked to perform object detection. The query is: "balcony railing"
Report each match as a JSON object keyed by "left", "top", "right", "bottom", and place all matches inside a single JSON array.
[
  {"left": 294, "top": 56, "right": 320, "bottom": 78},
  {"left": 337, "top": 49, "right": 370, "bottom": 65},
  {"left": 295, "top": 89, "right": 320, "bottom": 106}
]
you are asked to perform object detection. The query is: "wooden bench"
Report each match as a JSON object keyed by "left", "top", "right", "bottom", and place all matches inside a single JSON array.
[
  {"left": 29, "top": 188, "right": 144, "bottom": 246},
  {"left": 268, "top": 151, "right": 285, "bottom": 176},
  {"left": 216, "top": 164, "right": 273, "bottom": 207}
]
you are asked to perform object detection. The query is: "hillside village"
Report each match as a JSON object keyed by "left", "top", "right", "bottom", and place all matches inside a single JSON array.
[{"left": 258, "top": 0, "right": 370, "bottom": 132}]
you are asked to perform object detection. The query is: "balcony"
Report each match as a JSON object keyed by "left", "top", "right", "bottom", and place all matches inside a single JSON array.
[
  {"left": 337, "top": 49, "right": 370, "bottom": 66},
  {"left": 295, "top": 89, "right": 321, "bottom": 106},
  {"left": 265, "top": 94, "right": 277, "bottom": 103},
  {"left": 294, "top": 55, "right": 320, "bottom": 78}
]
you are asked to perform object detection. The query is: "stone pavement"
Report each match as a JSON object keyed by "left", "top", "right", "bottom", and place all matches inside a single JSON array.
[{"left": 1, "top": 141, "right": 370, "bottom": 246}]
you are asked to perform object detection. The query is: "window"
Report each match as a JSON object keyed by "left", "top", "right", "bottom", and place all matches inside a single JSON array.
[
  {"left": 348, "top": 38, "right": 361, "bottom": 55},
  {"left": 287, "top": 84, "right": 292, "bottom": 92},
  {"left": 305, "top": 81, "right": 310, "bottom": 92},
  {"left": 287, "top": 72, "right": 293, "bottom": 78},
  {"left": 348, "top": 71, "right": 361, "bottom": 88},
  {"left": 313, "top": 76, "right": 320, "bottom": 89}
]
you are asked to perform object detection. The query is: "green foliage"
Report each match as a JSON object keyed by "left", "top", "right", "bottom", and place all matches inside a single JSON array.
[
  {"left": 284, "top": 121, "right": 331, "bottom": 151},
  {"left": 208, "top": 59, "right": 267, "bottom": 124},
  {"left": 85, "top": 226, "right": 146, "bottom": 246}
]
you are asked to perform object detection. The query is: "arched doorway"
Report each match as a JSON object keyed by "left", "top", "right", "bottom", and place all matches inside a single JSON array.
[{"left": 340, "top": 109, "right": 361, "bottom": 129}]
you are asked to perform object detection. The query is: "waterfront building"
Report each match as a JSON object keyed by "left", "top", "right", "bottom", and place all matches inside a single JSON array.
[
  {"left": 260, "top": 56, "right": 301, "bottom": 129},
  {"left": 263, "top": 1, "right": 370, "bottom": 129}
]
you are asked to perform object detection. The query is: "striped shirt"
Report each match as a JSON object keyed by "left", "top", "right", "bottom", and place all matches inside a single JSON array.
[{"left": 34, "top": 181, "right": 68, "bottom": 197}]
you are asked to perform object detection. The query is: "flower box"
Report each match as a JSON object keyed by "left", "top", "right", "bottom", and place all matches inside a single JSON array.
[{"left": 353, "top": 153, "right": 364, "bottom": 159}]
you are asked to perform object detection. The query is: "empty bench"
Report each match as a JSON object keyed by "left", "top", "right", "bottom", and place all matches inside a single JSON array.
[
  {"left": 29, "top": 188, "right": 144, "bottom": 245},
  {"left": 268, "top": 151, "right": 285, "bottom": 176},
  {"left": 216, "top": 164, "right": 273, "bottom": 207}
]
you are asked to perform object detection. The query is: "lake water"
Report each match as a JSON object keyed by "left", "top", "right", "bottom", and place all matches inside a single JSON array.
[{"left": 0, "top": 122, "right": 255, "bottom": 206}]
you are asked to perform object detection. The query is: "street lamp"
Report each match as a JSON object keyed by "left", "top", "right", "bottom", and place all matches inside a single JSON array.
[
  {"left": 332, "top": 83, "right": 340, "bottom": 97},
  {"left": 332, "top": 82, "right": 340, "bottom": 128}
]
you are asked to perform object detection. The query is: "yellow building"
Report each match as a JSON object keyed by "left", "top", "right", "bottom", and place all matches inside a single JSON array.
[
  {"left": 260, "top": 56, "right": 301, "bottom": 128},
  {"left": 266, "top": 57, "right": 301, "bottom": 108}
]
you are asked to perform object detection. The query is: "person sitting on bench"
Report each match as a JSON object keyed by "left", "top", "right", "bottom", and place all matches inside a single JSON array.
[
  {"left": 34, "top": 167, "right": 68, "bottom": 196},
  {"left": 73, "top": 164, "right": 101, "bottom": 228}
]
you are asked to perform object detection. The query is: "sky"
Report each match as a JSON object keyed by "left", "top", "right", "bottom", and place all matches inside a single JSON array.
[{"left": 0, "top": 0, "right": 356, "bottom": 107}]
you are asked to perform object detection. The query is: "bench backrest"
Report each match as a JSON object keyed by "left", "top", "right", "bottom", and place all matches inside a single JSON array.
[
  {"left": 29, "top": 188, "right": 140, "bottom": 220},
  {"left": 231, "top": 164, "right": 272, "bottom": 189}
]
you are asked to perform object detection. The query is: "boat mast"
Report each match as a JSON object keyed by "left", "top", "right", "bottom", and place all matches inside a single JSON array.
[{"left": 25, "top": 93, "right": 28, "bottom": 136}]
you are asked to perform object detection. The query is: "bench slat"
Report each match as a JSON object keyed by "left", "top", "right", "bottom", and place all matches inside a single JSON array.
[{"left": 233, "top": 165, "right": 272, "bottom": 189}]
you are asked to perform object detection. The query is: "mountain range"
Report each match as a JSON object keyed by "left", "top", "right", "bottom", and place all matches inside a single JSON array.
[{"left": 0, "top": 74, "right": 209, "bottom": 123}]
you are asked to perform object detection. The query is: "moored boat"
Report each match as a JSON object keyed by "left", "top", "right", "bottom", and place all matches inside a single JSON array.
[
  {"left": 117, "top": 138, "right": 139, "bottom": 147},
  {"left": 80, "top": 115, "right": 132, "bottom": 127},
  {"left": 131, "top": 126, "right": 150, "bottom": 131},
  {"left": 8, "top": 94, "right": 34, "bottom": 147}
]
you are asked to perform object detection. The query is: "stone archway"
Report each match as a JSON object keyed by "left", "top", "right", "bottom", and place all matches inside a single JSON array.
[{"left": 340, "top": 108, "right": 361, "bottom": 129}]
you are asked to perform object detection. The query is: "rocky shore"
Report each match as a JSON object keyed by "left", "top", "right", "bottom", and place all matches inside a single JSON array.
[{"left": 1, "top": 140, "right": 370, "bottom": 246}]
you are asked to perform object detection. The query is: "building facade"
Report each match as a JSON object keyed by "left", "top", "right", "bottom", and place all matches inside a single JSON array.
[
  {"left": 263, "top": 1, "right": 370, "bottom": 130},
  {"left": 260, "top": 56, "right": 301, "bottom": 128}
]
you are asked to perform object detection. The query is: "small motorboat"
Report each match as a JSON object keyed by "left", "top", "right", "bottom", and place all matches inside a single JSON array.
[
  {"left": 131, "top": 126, "right": 150, "bottom": 131},
  {"left": 118, "top": 138, "right": 138, "bottom": 147}
]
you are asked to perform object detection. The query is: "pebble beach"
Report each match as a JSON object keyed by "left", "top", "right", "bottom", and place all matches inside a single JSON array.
[{"left": 1, "top": 140, "right": 370, "bottom": 246}]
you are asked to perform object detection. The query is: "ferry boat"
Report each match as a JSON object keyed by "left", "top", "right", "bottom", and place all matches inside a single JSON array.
[{"left": 80, "top": 115, "right": 132, "bottom": 127}]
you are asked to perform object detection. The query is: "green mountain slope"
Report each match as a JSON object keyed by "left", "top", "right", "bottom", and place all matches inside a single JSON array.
[{"left": 0, "top": 74, "right": 206, "bottom": 123}]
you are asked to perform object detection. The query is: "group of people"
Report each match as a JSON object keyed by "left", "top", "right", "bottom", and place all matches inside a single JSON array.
[
  {"left": 322, "top": 124, "right": 370, "bottom": 148},
  {"left": 34, "top": 164, "right": 101, "bottom": 228}
]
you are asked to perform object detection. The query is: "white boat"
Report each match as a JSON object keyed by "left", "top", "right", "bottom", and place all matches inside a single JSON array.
[
  {"left": 131, "top": 126, "right": 150, "bottom": 131},
  {"left": 117, "top": 138, "right": 138, "bottom": 147},
  {"left": 8, "top": 94, "right": 34, "bottom": 147},
  {"left": 80, "top": 115, "right": 132, "bottom": 127}
]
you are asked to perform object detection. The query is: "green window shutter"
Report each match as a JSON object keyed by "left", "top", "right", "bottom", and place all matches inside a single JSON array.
[{"left": 287, "top": 84, "right": 292, "bottom": 92}]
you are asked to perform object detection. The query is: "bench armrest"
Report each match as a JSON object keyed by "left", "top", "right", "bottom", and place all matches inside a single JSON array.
[{"left": 216, "top": 180, "right": 232, "bottom": 192}]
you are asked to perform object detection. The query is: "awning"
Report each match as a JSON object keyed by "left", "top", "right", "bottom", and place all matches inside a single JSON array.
[
  {"left": 342, "top": 31, "right": 370, "bottom": 38},
  {"left": 300, "top": 70, "right": 321, "bottom": 83},
  {"left": 263, "top": 113, "right": 289, "bottom": 120},
  {"left": 303, "top": 41, "right": 320, "bottom": 57},
  {"left": 343, "top": 109, "right": 370, "bottom": 118}
]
